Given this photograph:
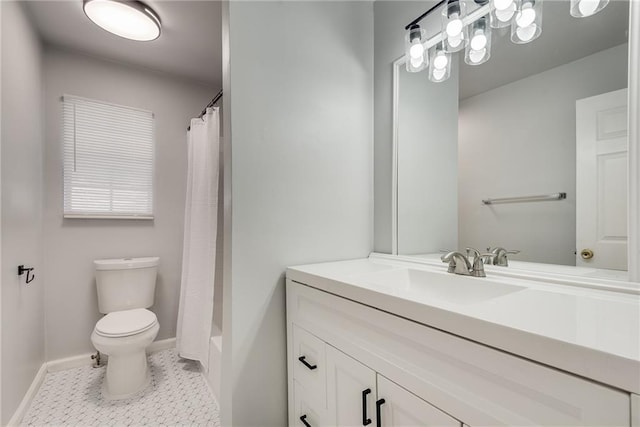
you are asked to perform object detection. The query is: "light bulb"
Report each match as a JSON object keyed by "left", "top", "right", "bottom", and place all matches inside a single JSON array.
[
  {"left": 493, "top": 0, "right": 514, "bottom": 10},
  {"left": 495, "top": 8, "right": 515, "bottom": 22},
  {"left": 410, "top": 56, "right": 424, "bottom": 67},
  {"left": 446, "top": 17, "right": 463, "bottom": 37},
  {"left": 410, "top": 56, "right": 424, "bottom": 68},
  {"left": 433, "top": 53, "right": 448, "bottom": 70},
  {"left": 409, "top": 42, "right": 424, "bottom": 59},
  {"left": 470, "top": 33, "right": 487, "bottom": 50},
  {"left": 578, "top": 0, "right": 599, "bottom": 15},
  {"left": 516, "top": 23, "right": 537, "bottom": 41},
  {"left": 448, "top": 33, "right": 463, "bottom": 48},
  {"left": 516, "top": 4, "right": 536, "bottom": 27},
  {"left": 432, "top": 68, "right": 447, "bottom": 81},
  {"left": 469, "top": 48, "right": 487, "bottom": 64}
]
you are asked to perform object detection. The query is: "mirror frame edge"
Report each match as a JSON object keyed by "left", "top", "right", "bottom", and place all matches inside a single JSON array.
[
  {"left": 628, "top": 0, "right": 639, "bottom": 282},
  {"left": 391, "top": 3, "right": 640, "bottom": 282}
]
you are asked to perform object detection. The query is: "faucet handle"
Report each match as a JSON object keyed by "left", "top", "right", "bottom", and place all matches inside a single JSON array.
[
  {"left": 506, "top": 249, "right": 520, "bottom": 255},
  {"left": 470, "top": 255, "right": 487, "bottom": 277},
  {"left": 479, "top": 253, "right": 496, "bottom": 265},
  {"left": 465, "top": 247, "right": 481, "bottom": 260}
]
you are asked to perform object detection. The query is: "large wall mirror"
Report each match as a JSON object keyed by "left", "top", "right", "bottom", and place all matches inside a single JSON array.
[{"left": 393, "top": 0, "right": 639, "bottom": 281}]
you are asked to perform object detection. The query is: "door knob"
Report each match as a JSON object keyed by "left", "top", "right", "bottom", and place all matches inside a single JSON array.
[{"left": 580, "top": 249, "right": 594, "bottom": 260}]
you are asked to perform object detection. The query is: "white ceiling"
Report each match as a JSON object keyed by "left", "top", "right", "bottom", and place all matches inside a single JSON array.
[
  {"left": 25, "top": 0, "right": 222, "bottom": 87},
  {"left": 458, "top": 1, "right": 629, "bottom": 99}
]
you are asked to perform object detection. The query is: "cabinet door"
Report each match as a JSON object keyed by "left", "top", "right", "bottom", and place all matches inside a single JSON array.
[
  {"left": 377, "top": 375, "right": 461, "bottom": 427},
  {"left": 326, "top": 345, "right": 377, "bottom": 427}
]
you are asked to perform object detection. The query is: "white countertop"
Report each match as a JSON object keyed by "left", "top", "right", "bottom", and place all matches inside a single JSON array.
[{"left": 286, "top": 256, "right": 640, "bottom": 394}]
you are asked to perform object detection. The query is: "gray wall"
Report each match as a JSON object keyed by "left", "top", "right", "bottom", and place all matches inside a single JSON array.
[
  {"left": 397, "top": 64, "right": 459, "bottom": 254},
  {"left": 458, "top": 43, "right": 628, "bottom": 265},
  {"left": 226, "top": 2, "right": 373, "bottom": 425},
  {"left": 1, "top": 2, "right": 45, "bottom": 424},
  {"left": 373, "top": 1, "right": 441, "bottom": 254},
  {"left": 42, "top": 48, "right": 217, "bottom": 360}
]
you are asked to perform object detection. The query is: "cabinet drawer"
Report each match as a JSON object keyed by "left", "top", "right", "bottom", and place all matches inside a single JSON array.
[
  {"left": 293, "top": 380, "right": 328, "bottom": 427},
  {"left": 292, "top": 325, "right": 327, "bottom": 409}
]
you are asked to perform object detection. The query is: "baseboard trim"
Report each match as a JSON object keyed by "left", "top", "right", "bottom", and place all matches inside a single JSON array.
[
  {"left": 47, "top": 352, "right": 95, "bottom": 373},
  {"left": 148, "top": 337, "right": 176, "bottom": 353},
  {"left": 6, "top": 363, "right": 48, "bottom": 427},
  {"left": 8, "top": 337, "right": 177, "bottom": 425}
]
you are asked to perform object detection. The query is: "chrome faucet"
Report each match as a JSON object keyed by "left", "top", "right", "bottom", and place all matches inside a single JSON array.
[
  {"left": 441, "top": 248, "right": 487, "bottom": 277},
  {"left": 486, "top": 247, "right": 520, "bottom": 267}
]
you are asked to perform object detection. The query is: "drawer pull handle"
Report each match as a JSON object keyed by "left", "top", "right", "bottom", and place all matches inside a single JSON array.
[
  {"left": 362, "top": 388, "right": 372, "bottom": 425},
  {"left": 298, "top": 356, "right": 317, "bottom": 370},
  {"left": 375, "top": 398, "right": 386, "bottom": 427},
  {"left": 300, "top": 414, "right": 312, "bottom": 427}
]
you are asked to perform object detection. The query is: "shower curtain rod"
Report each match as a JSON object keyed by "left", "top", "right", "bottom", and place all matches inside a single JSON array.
[{"left": 187, "top": 89, "right": 223, "bottom": 131}]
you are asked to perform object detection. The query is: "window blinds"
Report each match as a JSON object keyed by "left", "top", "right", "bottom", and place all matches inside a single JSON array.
[{"left": 62, "top": 95, "right": 154, "bottom": 219}]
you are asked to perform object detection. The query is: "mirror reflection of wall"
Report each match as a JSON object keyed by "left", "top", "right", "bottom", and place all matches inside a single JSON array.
[{"left": 397, "top": 1, "right": 629, "bottom": 270}]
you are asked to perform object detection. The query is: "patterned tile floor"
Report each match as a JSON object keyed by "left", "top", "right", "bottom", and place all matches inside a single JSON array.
[{"left": 22, "top": 349, "right": 220, "bottom": 426}]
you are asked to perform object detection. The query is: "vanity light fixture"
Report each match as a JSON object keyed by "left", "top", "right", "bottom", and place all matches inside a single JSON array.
[
  {"left": 429, "top": 41, "right": 452, "bottom": 82},
  {"left": 83, "top": 0, "right": 161, "bottom": 42},
  {"left": 442, "top": 0, "right": 469, "bottom": 52},
  {"left": 404, "top": 24, "right": 429, "bottom": 72},
  {"left": 466, "top": 16, "right": 491, "bottom": 65},
  {"left": 511, "top": 0, "right": 543, "bottom": 44},
  {"left": 402, "top": 0, "right": 609, "bottom": 83}
]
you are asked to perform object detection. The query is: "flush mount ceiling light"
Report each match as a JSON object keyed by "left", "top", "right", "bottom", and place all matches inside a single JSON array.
[
  {"left": 83, "top": 0, "right": 161, "bottom": 41},
  {"left": 402, "top": 0, "right": 609, "bottom": 81}
]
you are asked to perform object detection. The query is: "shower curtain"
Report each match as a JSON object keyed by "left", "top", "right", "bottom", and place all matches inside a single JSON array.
[{"left": 176, "top": 107, "right": 219, "bottom": 371}]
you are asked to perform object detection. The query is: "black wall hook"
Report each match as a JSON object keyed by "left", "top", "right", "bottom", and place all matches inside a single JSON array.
[{"left": 18, "top": 265, "right": 35, "bottom": 284}]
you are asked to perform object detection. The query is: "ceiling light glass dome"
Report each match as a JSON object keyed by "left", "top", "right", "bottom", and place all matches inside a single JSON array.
[{"left": 83, "top": 0, "right": 161, "bottom": 42}]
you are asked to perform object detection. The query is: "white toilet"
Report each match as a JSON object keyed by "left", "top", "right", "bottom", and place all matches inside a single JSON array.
[{"left": 90, "top": 257, "right": 160, "bottom": 400}]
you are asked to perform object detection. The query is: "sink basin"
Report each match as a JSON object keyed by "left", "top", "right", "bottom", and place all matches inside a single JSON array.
[{"left": 354, "top": 267, "right": 525, "bottom": 305}]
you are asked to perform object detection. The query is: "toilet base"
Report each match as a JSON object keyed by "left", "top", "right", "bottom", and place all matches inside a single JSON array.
[
  {"left": 102, "top": 365, "right": 151, "bottom": 400},
  {"left": 91, "top": 322, "right": 159, "bottom": 400}
]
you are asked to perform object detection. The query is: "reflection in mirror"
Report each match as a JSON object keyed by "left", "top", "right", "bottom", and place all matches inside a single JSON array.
[{"left": 395, "top": 1, "right": 630, "bottom": 279}]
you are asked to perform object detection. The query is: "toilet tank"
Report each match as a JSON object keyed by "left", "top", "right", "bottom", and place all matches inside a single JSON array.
[{"left": 94, "top": 257, "right": 159, "bottom": 314}]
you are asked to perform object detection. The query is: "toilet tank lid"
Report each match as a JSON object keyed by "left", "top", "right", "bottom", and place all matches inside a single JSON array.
[{"left": 94, "top": 257, "right": 160, "bottom": 270}]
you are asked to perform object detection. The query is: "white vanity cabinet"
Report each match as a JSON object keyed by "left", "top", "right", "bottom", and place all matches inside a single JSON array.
[{"left": 286, "top": 278, "right": 633, "bottom": 426}]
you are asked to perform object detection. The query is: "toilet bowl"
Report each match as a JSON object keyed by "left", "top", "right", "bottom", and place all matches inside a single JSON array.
[
  {"left": 91, "top": 257, "right": 160, "bottom": 400},
  {"left": 91, "top": 308, "right": 159, "bottom": 399}
]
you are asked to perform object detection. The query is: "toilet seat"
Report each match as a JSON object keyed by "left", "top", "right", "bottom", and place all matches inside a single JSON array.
[{"left": 95, "top": 308, "right": 157, "bottom": 338}]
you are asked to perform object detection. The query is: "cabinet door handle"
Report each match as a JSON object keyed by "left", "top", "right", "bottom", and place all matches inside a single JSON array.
[
  {"left": 362, "top": 388, "right": 372, "bottom": 425},
  {"left": 300, "top": 414, "right": 312, "bottom": 427},
  {"left": 298, "top": 356, "right": 317, "bottom": 370},
  {"left": 375, "top": 398, "right": 385, "bottom": 427}
]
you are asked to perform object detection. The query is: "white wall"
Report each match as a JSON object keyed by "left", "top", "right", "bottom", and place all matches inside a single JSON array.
[
  {"left": 0, "top": 2, "right": 45, "bottom": 424},
  {"left": 42, "top": 48, "right": 217, "bottom": 360},
  {"left": 225, "top": 2, "right": 373, "bottom": 425},
  {"left": 373, "top": 1, "right": 441, "bottom": 254},
  {"left": 397, "top": 64, "right": 459, "bottom": 255},
  {"left": 458, "top": 44, "right": 628, "bottom": 265}
]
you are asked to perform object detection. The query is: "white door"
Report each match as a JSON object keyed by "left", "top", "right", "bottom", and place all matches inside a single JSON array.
[
  {"left": 576, "top": 88, "right": 628, "bottom": 270},
  {"left": 326, "top": 345, "right": 377, "bottom": 427},
  {"left": 632, "top": 394, "right": 640, "bottom": 427},
  {"left": 377, "top": 375, "right": 461, "bottom": 427}
]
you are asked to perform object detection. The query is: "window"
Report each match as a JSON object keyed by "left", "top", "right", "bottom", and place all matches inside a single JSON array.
[{"left": 62, "top": 95, "right": 154, "bottom": 219}]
